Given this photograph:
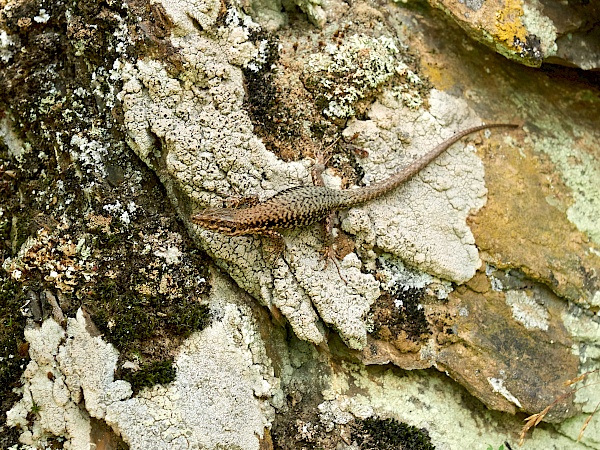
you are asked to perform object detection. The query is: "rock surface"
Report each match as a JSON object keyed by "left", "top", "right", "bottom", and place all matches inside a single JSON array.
[
  {"left": 1, "top": 0, "right": 599, "bottom": 449},
  {"left": 428, "top": 0, "right": 600, "bottom": 70}
]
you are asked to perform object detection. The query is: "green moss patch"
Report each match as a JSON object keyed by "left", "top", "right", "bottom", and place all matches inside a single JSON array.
[
  {"left": 119, "top": 359, "right": 177, "bottom": 395},
  {"left": 87, "top": 279, "right": 210, "bottom": 353},
  {"left": 0, "top": 276, "right": 29, "bottom": 447}
]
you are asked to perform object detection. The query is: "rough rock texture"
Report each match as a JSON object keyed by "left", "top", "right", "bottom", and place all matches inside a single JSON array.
[
  {"left": 428, "top": 0, "right": 600, "bottom": 70},
  {"left": 7, "top": 275, "right": 278, "bottom": 449},
  {"left": 1, "top": 0, "right": 599, "bottom": 449}
]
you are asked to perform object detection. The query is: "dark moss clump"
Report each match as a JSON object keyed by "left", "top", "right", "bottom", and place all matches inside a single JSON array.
[
  {"left": 0, "top": 276, "right": 28, "bottom": 447},
  {"left": 352, "top": 417, "right": 435, "bottom": 450},
  {"left": 86, "top": 279, "right": 211, "bottom": 353},
  {"left": 242, "top": 31, "right": 305, "bottom": 159},
  {"left": 119, "top": 359, "right": 177, "bottom": 395},
  {"left": 82, "top": 268, "right": 210, "bottom": 397},
  {"left": 165, "top": 297, "right": 211, "bottom": 336},
  {"left": 371, "top": 286, "right": 431, "bottom": 342},
  {"left": 242, "top": 30, "right": 280, "bottom": 118}
]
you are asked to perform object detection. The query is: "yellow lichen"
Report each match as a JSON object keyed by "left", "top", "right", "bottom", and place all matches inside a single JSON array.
[{"left": 494, "top": 0, "right": 527, "bottom": 45}]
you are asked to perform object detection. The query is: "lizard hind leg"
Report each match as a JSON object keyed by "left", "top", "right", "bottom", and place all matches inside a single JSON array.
[{"left": 310, "top": 139, "right": 347, "bottom": 283}]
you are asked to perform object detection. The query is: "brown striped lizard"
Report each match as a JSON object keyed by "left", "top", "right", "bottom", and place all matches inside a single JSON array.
[{"left": 191, "top": 124, "right": 518, "bottom": 249}]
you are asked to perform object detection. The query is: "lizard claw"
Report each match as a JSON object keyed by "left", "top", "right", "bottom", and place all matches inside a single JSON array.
[{"left": 319, "top": 244, "right": 347, "bottom": 284}]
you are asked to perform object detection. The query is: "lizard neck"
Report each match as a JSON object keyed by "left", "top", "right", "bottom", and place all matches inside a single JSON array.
[{"left": 337, "top": 123, "right": 517, "bottom": 207}]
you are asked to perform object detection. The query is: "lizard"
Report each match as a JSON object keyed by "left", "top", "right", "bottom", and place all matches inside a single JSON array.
[{"left": 191, "top": 123, "right": 518, "bottom": 247}]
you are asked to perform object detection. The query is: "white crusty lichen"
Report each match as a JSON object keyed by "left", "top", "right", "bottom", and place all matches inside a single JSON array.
[
  {"left": 244, "top": 0, "right": 325, "bottom": 29},
  {"left": 521, "top": 2, "right": 558, "bottom": 59},
  {"left": 0, "top": 29, "right": 18, "bottom": 63},
  {"left": 7, "top": 312, "right": 131, "bottom": 448},
  {"left": 285, "top": 243, "right": 380, "bottom": 350},
  {"left": 341, "top": 91, "right": 489, "bottom": 284},
  {"left": 487, "top": 377, "right": 523, "bottom": 408},
  {"left": 0, "top": 114, "right": 29, "bottom": 159},
  {"left": 8, "top": 273, "right": 280, "bottom": 449},
  {"left": 291, "top": 0, "right": 326, "bottom": 27}
]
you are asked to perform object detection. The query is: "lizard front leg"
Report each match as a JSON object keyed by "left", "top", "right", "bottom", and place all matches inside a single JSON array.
[
  {"left": 257, "top": 228, "right": 287, "bottom": 266},
  {"left": 311, "top": 147, "right": 346, "bottom": 280}
]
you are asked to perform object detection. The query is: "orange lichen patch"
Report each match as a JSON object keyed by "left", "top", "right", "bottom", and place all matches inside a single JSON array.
[
  {"left": 429, "top": 0, "right": 537, "bottom": 65},
  {"left": 494, "top": 0, "right": 527, "bottom": 46},
  {"left": 420, "top": 62, "right": 454, "bottom": 92},
  {"left": 432, "top": 0, "right": 527, "bottom": 40}
]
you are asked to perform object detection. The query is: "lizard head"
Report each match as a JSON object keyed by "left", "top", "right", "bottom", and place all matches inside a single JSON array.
[{"left": 191, "top": 207, "right": 244, "bottom": 235}]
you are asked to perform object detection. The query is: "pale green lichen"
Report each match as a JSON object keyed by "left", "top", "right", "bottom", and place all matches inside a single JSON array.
[
  {"left": 303, "top": 34, "right": 404, "bottom": 118},
  {"left": 521, "top": 3, "right": 558, "bottom": 58},
  {"left": 533, "top": 131, "right": 600, "bottom": 245},
  {"left": 504, "top": 290, "right": 549, "bottom": 331}
]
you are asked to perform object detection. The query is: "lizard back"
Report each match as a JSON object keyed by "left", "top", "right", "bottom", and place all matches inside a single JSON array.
[{"left": 232, "top": 185, "right": 347, "bottom": 231}]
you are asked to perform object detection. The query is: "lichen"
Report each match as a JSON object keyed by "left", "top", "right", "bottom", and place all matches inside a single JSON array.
[
  {"left": 504, "top": 290, "right": 549, "bottom": 331},
  {"left": 340, "top": 92, "right": 490, "bottom": 284},
  {"left": 0, "top": 1, "right": 214, "bottom": 446},
  {"left": 302, "top": 34, "right": 404, "bottom": 118}
]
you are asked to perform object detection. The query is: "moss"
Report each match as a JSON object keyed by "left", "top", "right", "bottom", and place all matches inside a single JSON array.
[
  {"left": 164, "top": 296, "right": 211, "bottom": 335},
  {"left": 0, "top": 276, "right": 28, "bottom": 448},
  {"left": 371, "top": 287, "right": 431, "bottom": 343},
  {"left": 0, "top": 277, "right": 27, "bottom": 387},
  {"left": 352, "top": 417, "right": 436, "bottom": 450},
  {"left": 86, "top": 279, "right": 211, "bottom": 353},
  {"left": 119, "top": 359, "right": 177, "bottom": 395},
  {"left": 242, "top": 30, "right": 280, "bottom": 117},
  {"left": 242, "top": 31, "right": 307, "bottom": 160}
]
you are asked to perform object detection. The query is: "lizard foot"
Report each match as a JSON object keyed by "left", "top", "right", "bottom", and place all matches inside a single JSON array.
[{"left": 319, "top": 244, "right": 347, "bottom": 284}]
